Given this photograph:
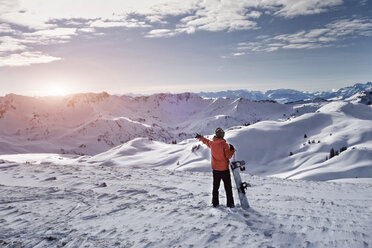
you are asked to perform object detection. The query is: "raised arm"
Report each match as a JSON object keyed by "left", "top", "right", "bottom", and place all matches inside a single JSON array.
[{"left": 196, "top": 134, "right": 212, "bottom": 148}]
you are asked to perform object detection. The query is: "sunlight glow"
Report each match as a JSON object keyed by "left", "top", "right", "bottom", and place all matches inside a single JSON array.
[{"left": 44, "top": 84, "right": 70, "bottom": 96}]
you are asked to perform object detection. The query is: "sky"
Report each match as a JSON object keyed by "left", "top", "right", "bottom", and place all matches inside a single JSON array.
[{"left": 0, "top": 0, "right": 371, "bottom": 96}]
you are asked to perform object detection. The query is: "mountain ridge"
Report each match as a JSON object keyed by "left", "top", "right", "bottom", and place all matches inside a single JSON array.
[
  {"left": 198, "top": 82, "right": 372, "bottom": 103},
  {"left": 0, "top": 92, "right": 307, "bottom": 155}
]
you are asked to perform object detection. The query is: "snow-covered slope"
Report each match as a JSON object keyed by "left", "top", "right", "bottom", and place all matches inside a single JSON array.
[
  {"left": 85, "top": 101, "right": 372, "bottom": 181},
  {"left": 347, "top": 91, "right": 372, "bottom": 105},
  {"left": 317, "top": 82, "right": 372, "bottom": 100},
  {"left": 198, "top": 81, "right": 372, "bottom": 103},
  {"left": 0, "top": 92, "right": 309, "bottom": 155},
  {"left": 1, "top": 90, "right": 371, "bottom": 181},
  {"left": 0, "top": 156, "right": 371, "bottom": 247},
  {"left": 0, "top": 94, "right": 371, "bottom": 247}
]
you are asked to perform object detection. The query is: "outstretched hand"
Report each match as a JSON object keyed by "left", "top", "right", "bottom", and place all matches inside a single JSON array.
[
  {"left": 229, "top": 144, "right": 235, "bottom": 151},
  {"left": 195, "top": 133, "right": 202, "bottom": 139}
]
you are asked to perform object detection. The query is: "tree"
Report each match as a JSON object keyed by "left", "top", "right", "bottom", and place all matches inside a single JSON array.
[
  {"left": 329, "top": 148, "right": 335, "bottom": 159},
  {"left": 304, "top": 134, "right": 307, "bottom": 138},
  {"left": 289, "top": 152, "right": 293, "bottom": 156}
]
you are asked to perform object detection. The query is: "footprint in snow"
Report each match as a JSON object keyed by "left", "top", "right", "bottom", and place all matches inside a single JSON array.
[
  {"left": 161, "top": 187, "right": 177, "bottom": 191},
  {"left": 44, "top": 176, "right": 57, "bottom": 181},
  {"left": 206, "top": 233, "right": 221, "bottom": 243},
  {"left": 82, "top": 214, "right": 99, "bottom": 220}
]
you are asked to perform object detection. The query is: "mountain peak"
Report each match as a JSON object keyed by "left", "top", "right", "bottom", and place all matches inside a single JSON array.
[{"left": 63, "top": 92, "right": 110, "bottom": 107}]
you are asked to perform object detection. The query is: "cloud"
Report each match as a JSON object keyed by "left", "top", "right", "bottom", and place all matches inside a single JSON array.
[
  {"left": 89, "top": 19, "right": 149, "bottom": 28},
  {"left": 0, "top": 27, "right": 77, "bottom": 56},
  {"left": 145, "top": 1, "right": 262, "bottom": 38},
  {"left": 174, "top": 4, "right": 260, "bottom": 33},
  {"left": 79, "top": 27, "right": 95, "bottom": 33},
  {"left": 233, "top": 52, "right": 246, "bottom": 56},
  {"left": 0, "top": 0, "right": 348, "bottom": 66},
  {"left": 1, "top": 0, "right": 345, "bottom": 37},
  {"left": 145, "top": 29, "right": 175, "bottom": 38},
  {"left": 236, "top": 18, "right": 372, "bottom": 53},
  {"left": 0, "top": 23, "right": 15, "bottom": 33},
  {"left": 0, "top": 36, "right": 26, "bottom": 54},
  {"left": 0, "top": 27, "right": 76, "bottom": 66},
  {"left": 23, "top": 28, "right": 77, "bottom": 44},
  {"left": 326, "top": 18, "right": 372, "bottom": 37},
  {"left": 272, "top": 0, "right": 343, "bottom": 18},
  {"left": 143, "top": 0, "right": 344, "bottom": 38},
  {"left": 0, "top": 51, "right": 61, "bottom": 67}
]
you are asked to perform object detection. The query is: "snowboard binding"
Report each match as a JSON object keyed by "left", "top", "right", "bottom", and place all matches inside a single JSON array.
[
  {"left": 231, "top": 160, "right": 246, "bottom": 171},
  {"left": 240, "top": 182, "right": 248, "bottom": 194}
]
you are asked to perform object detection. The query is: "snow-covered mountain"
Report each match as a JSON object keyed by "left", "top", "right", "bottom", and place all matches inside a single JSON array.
[
  {"left": 86, "top": 101, "right": 372, "bottom": 181},
  {"left": 0, "top": 88, "right": 371, "bottom": 180},
  {"left": 346, "top": 91, "right": 372, "bottom": 105},
  {"left": 0, "top": 89, "right": 371, "bottom": 247},
  {"left": 198, "top": 82, "right": 372, "bottom": 103},
  {"left": 0, "top": 92, "right": 320, "bottom": 155}
]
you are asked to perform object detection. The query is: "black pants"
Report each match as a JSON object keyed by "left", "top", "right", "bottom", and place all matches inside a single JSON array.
[{"left": 212, "top": 169, "right": 234, "bottom": 207}]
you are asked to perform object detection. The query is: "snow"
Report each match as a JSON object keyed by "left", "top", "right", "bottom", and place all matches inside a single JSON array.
[
  {"left": 198, "top": 81, "right": 372, "bottom": 103},
  {"left": 0, "top": 156, "right": 371, "bottom": 247},
  {"left": 2, "top": 89, "right": 369, "bottom": 157},
  {"left": 0, "top": 88, "right": 372, "bottom": 247},
  {"left": 1, "top": 93, "right": 370, "bottom": 181},
  {"left": 75, "top": 100, "right": 372, "bottom": 182},
  {"left": 0, "top": 92, "right": 302, "bottom": 155}
]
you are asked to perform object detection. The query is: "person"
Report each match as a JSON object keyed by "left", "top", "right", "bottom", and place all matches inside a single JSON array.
[{"left": 195, "top": 128, "right": 235, "bottom": 208}]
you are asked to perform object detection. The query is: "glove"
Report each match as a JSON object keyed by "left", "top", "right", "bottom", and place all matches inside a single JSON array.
[
  {"left": 229, "top": 144, "right": 235, "bottom": 151},
  {"left": 195, "top": 133, "right": 202, "bottom": 139}
]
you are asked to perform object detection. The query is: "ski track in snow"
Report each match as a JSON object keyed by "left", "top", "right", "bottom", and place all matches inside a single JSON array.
[{"left": 0, "top": 161, "right": 371, "bottom": 248}]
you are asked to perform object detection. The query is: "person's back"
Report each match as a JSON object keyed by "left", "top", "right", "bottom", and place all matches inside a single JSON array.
[
  {"left": 196, "top": 128, "right": 235, "bottom": 208},
  {"left": 199, "top": 136, "right": 234, "bottom": 171}
]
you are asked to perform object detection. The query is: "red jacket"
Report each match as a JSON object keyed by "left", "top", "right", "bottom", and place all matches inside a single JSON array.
[{"left": 199, "top": 136, "right": 234, "bottom": 171}]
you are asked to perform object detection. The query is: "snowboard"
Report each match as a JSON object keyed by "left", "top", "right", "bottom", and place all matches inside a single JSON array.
[{"left": 230, "top": 160, "right": 250, "bottom": 210}]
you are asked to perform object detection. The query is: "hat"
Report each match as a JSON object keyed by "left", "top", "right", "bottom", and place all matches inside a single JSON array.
[{"left": 215, "top": 127, "right": 225, "bottom": 138}]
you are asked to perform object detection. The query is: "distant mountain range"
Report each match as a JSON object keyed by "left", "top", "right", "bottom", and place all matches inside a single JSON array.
[
  {"left": 0, "top": 81, "right": 371, "bottom": 156},
  {"left": 197, "top": 82, "right": 372, "bottom": 103},
  {"left": 0, "top": 92, "right": 326, "bottom": 155}
]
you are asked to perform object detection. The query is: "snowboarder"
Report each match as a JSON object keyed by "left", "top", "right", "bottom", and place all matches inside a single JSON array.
[{"left": 195, "top": 128, "right": 235, "bottom": 208}]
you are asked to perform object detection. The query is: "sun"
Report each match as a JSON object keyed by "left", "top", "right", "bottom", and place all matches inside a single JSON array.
[{"left": 45, "top": 84, "right": 70, "bottom": 96}]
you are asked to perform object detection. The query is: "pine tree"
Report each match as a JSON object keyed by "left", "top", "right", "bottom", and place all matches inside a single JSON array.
[
  {"left": 304, "top": 134, "right": 307, "bottom": 138},
  {"left": 340, "top": 146, "right": 347, "bottom": 153},
  {"left": 330, "top": 148, "right": 335, "bottom": 159}
]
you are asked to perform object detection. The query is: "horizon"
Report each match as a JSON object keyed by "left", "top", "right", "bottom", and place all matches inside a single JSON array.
[
  {"left": 0, "top": 1, "right": 372, "bottom": 96},
  {"left": 1, "top": 81, "right": 371, "bottom": 98}
]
